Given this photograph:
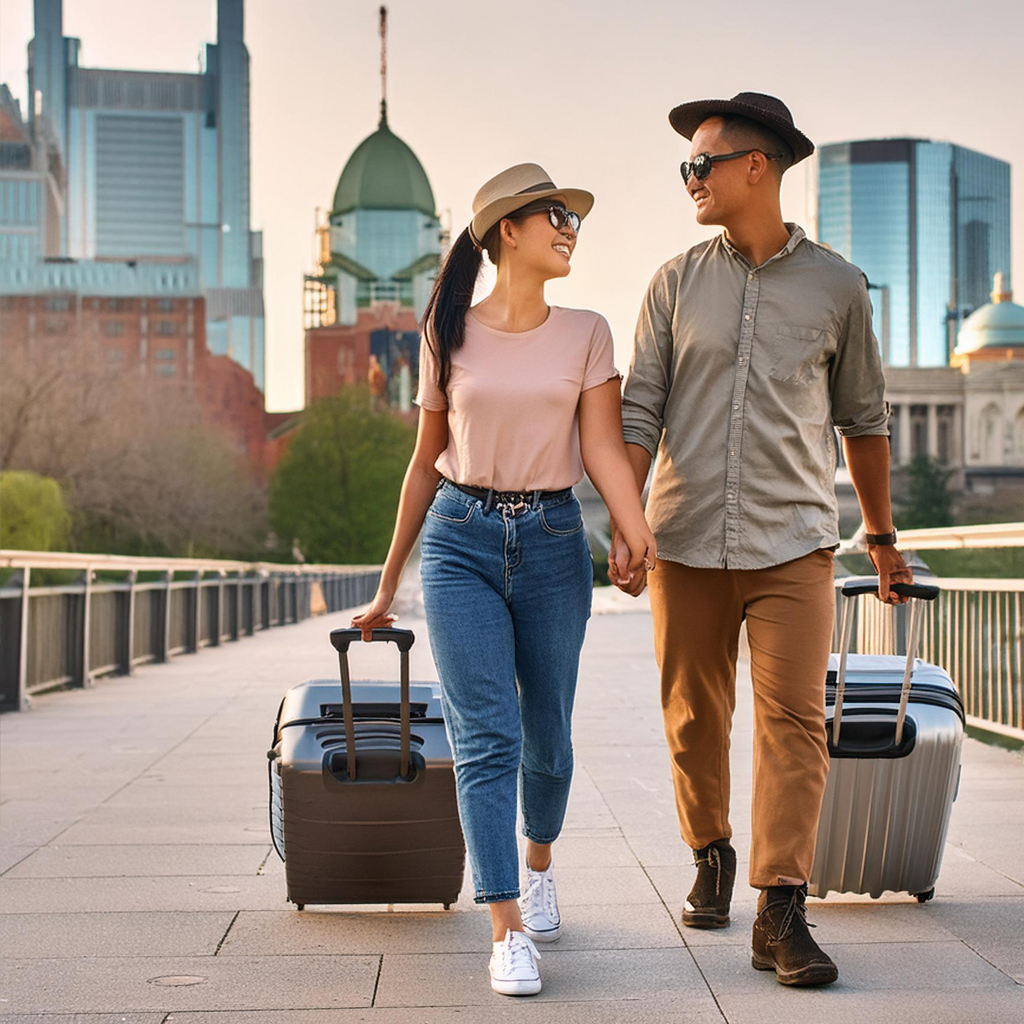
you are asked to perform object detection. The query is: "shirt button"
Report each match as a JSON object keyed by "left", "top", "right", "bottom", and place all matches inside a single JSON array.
[
  {"left": 744, "top": 314, "right": 751, "bottom": 321},
  {"left": 749, "top": 273, "right": 755, "bottom": 280},
  {"left": 733, "top": 403, "right": 739, "bottom": 410}
]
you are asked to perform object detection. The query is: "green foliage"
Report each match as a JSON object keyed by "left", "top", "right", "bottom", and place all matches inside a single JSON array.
[
  {"left": 268, "top": 387, "right": 415, "bottom": 564},
  {"left": 0, "top": 470, "right": 71, "bottom": 551},
  {"left": 913, "top": 548, "right": 1024, "bottom": 580},
  {"left": 896, "top": 456, "right": 954, "bottom": 530}
]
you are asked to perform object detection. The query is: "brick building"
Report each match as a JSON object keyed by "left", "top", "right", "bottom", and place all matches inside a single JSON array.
[{"left": 0, "top": 256, "right": 267, "bottom": 472}]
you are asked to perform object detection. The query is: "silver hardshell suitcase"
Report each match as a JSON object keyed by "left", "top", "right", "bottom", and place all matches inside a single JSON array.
[{"left": 809, "top": 577, "right": 965, "bottom": 902}]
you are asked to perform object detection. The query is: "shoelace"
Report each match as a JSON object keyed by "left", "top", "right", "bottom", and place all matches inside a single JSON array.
[
  {"left": 762, "top": 887, "right": 816, "bottom": 941},
  {"left": 694, "top": 845, "right": 723, "bottom": 896},
  {"left": 496, "top": 929, "right": 541, "bottom": 972},
  {"left": 522, "top": 871, "right": 558, "bottom": 919}
]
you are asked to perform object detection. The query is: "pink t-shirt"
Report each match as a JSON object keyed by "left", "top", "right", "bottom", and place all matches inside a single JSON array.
[{"left": 415, "top": 305, "right": 621, "bottom": 491}]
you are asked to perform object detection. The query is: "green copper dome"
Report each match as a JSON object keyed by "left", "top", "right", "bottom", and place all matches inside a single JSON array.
[{"left": 332, "top": 113, "right": 436, "bottom": 218}]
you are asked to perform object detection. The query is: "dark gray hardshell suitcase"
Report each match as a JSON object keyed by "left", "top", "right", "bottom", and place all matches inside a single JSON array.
[
  {"left": 809, "top": 578, "right": 964, "bottom": 901},
  {"left": 268, "top": 627, "right": 465, "bottom": 908}
]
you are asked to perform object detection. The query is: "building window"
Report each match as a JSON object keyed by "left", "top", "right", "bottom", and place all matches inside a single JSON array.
[
  {"left": 104, "top": 320, "right": 125, "bottom": 337},
  {"left": 45, "top": 296, "right": 71, "bottom": 312},
  {"left": 157, "top": 298, "right": 175, "bottom": 313},
  {"left": 937, "top": 406, "right": 956, "bottom": 465},
  {"left": 155, "top": 348, "right": 176, "bottom": 360},
  {"left": 107, "top": 297, "right": 129, "bottom": 312},
  {"left": 156, "top": 320, "right": 178, "bottom": 336},
  {"left": 910, "top": 405, "right": 928, "bottom": 459},
  {"left": 44, "top": 316, "right": 68, "bottom": 334},
  {"left": 155, "top": 364, "right": 177, "bottom": 377}
]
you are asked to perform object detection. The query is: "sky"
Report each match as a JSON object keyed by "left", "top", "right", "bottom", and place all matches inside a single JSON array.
[{"left": 2, "top": 0, "right": 1022, "bottom": 412}]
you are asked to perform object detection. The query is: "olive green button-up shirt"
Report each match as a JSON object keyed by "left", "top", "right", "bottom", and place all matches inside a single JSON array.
[{"left": 622, "top": 224, "right": 889, "bottom": 570}]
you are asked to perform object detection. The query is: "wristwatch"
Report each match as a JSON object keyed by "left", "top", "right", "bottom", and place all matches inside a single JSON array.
[{"left": 865, "top": 529, "right": 898, "bottom": 546}]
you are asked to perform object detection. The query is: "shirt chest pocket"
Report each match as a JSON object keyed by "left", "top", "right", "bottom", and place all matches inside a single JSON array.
[{"left": 769, "top": 325, "right": 831, "bottom": 386}]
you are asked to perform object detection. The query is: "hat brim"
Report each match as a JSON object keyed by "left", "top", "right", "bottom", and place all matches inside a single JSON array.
[
  {"left": 471, "top": 187, "right": 595, "bottom": 245},
  {"left": 668, "top": 99, "right": 815, "bottom": 165}
]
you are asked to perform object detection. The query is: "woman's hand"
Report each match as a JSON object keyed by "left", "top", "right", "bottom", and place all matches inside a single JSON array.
[
  {"left": 608, "top": 523, "right": 658, "bottom": 596},
  {"left": 351, "top": 588, "right": 398, "bottom": 641}
]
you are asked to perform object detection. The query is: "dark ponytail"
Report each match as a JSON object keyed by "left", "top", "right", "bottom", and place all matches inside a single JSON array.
[{"left": 423, "top": 227, "right": 483, "bottom": 394}]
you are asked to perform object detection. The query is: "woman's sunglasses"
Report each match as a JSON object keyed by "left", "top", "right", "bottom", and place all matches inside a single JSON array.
[
  {"left": 511, "top": 200, "right": 581, "bottom": 234},
  {"left": 680, "top": 149, "right": 784, "bottom": 184}
]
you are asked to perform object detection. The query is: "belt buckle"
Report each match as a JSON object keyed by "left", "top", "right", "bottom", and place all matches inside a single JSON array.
[{"left": 496, "top": 492, "right": 529, "bottom": 516}]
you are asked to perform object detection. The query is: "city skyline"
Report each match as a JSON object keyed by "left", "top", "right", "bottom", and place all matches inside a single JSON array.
[
  {"left": 1, "top": 0, "right": 1021, "bottom": 411},
  {"left": 817, "top": 138, "right": 1011, "bottom": 368}
]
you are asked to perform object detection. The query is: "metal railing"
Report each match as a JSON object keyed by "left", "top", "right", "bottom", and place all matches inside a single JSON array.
[
  {"left": 838, "top": 521, "right": 1024, "bottom": 555},
  {"left": 834, "top": 522, "right": 1024, "bottom": 740},
  {"left": 0, "top": 551, "right": 382, "bottom": 713},
  {"left": 833, "top": 578, "right": 1023, "bottom": 739}
]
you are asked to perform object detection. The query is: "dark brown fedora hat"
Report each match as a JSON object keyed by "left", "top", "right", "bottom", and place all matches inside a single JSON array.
[{"left": 668, "top": 91, "right": 815, "bottom": 165}]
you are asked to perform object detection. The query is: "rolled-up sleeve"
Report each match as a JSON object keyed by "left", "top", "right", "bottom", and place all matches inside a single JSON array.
[
  {"left": 582, "top": 314, "right": 622, "bottom": 391},
  {"left": 829, "top": 273, "right": 890, "bottom": 437},
  {"left": 622, "top": 267, "right": 674, "bottom": 457},
  {"left": 414, "top": 329, "right": 448, "bottom": 411}
]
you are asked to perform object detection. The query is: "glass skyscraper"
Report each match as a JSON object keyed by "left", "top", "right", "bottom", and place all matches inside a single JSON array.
[
  {"left": 817, "top": 138, "right": 1011, "bottom": 367},
  {"left": 16, "top": 0, "right": 266, "bottom": 390}
]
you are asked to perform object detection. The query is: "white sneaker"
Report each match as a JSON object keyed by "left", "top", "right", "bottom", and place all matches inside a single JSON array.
[
  {"left": 519, "top": 863, "right": 561, "bottom": 942},
  {"left": 489, "top": 929, "right": 542, "bottom": 996}
]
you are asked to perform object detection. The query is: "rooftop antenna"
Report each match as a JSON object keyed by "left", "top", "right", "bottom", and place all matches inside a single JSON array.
[{"left": 378, "top": 5, "right": 388, "bottom": 128}]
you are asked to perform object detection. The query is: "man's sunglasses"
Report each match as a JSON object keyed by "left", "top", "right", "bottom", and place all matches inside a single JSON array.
[
  {"left": 680, "top": 149, "right": 784, "bottom": 184},
  {"left": 511, "top": 200, "right": 581, "bottom": 234}
]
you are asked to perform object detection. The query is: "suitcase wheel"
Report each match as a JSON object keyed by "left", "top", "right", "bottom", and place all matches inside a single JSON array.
[
  {"left": 913, "top": 888, "right": 935, "bottom": 903},
  {"left": 295, "top": 903, "right": 305, "bottom": 911}
]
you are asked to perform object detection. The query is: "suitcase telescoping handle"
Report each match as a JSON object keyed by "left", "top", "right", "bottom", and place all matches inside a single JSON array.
[
  {"left": 834, "top": 577, "right": 939, "bottom": 748},
  {"left": 328, "top": 627, "right": 415, "bottom": 781}
]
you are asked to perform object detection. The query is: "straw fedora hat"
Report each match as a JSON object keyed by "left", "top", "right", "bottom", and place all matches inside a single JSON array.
[{"left": 469, "top": 163, "right": 594, "bottom": 247}]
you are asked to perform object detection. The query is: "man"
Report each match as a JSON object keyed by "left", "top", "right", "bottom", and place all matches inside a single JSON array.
[{"left": 610, "top": 92, "right": 912, "bottom": 987}]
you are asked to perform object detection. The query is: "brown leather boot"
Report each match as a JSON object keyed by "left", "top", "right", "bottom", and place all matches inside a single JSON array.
[
  {"left": 751, "top": 884, "right": 838, "bottom": 986},
  {"left": 682, "top": 839, "right": 736, "bottom": 928}
]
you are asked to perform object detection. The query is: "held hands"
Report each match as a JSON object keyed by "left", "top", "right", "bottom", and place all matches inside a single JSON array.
[
  {"left": 351, "top": 587, "right": 398, "bottom": 641},
  {"left": 869, "top": 544, "right": 914, "bottom": 605},
  {"left": 607, "top": 524, "right": 658, "bottom": 597}
]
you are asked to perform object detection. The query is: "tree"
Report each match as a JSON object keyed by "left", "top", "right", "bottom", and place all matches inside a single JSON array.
[
  {"left": 0, "top": 471, "right": 71, "bottom": 551},
  {"left": 1, "top": 335, "right": 268, "bottom": 558},
  {"left": 897, "top": 455, "right": 954, "bottom": 530},
  {"left": 268, "top": 387, "right": 415, "bottom": 564}
]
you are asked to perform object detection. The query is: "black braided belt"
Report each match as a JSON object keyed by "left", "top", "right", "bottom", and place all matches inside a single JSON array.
[{"left": 443, "top": 478, "right": 571, "bottom": 515}]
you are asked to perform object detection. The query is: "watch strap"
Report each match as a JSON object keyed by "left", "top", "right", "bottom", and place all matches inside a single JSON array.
[{"left": 865, "top": 530, "right": 898, "bottom": 546}]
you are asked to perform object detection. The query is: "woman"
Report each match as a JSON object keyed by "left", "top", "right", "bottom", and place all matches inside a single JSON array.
[{"left": 352, "top": 163, "right": 656, "bottom": 996}]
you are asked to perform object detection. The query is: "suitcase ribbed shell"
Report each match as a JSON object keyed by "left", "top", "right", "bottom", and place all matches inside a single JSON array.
[
  {"left": 809, "top": 655, "right": 964, "bottom": 899},
  {"left": 269, "top": 679, "right": 465, "bottom": 907}
]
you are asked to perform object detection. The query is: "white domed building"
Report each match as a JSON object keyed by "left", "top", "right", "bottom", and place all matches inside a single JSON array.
[
  {"left": 879, "top": 273, "right": 1024, "bottom": 500},
  {"left": 951, "top": 274, "right": 1024, "bottom": 474}
]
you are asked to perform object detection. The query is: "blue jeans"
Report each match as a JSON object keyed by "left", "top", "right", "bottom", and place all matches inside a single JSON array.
[{"left": 420, "top": 480, "right": 593, "bottom": 904}]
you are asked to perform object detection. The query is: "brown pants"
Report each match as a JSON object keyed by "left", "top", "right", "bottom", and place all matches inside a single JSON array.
[{"left": 648, "top": 550, "right": 836, "bottom": 888}]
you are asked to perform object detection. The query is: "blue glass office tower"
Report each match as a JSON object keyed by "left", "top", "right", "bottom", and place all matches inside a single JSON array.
[
  {"left": 21, "top": 0, "right": 266, "bottom": 390},
  {"left": 817, "top": 139, "right": 1011, "bottom": 367}
]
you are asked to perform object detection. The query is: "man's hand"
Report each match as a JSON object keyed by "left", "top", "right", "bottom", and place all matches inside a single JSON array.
[
  {"left": 608, "top": 526, "right": 648, "bottom": 597},
  {"left": 869, "top": 544, "right": 913, "bottom": 605}
]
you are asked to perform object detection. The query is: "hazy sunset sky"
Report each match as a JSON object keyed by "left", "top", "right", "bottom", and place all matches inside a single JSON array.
[{"left": 2, "top": 0, "right": 1021, "bottom": 411}]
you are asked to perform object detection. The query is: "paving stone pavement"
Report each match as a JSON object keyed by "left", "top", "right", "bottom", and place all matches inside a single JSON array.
[{"left": 1, "top": 575, "right": 1022, "bottom": 1023}]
